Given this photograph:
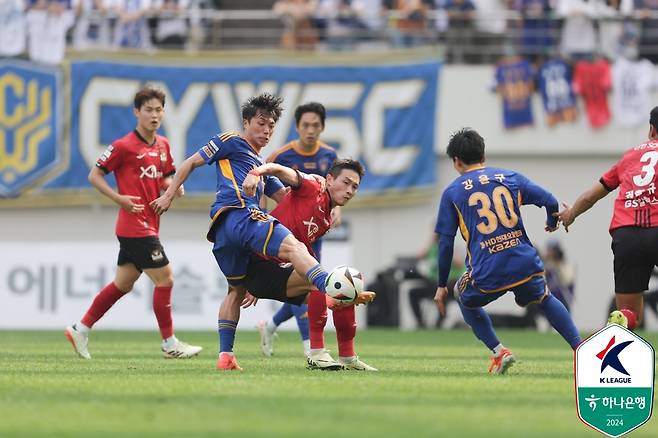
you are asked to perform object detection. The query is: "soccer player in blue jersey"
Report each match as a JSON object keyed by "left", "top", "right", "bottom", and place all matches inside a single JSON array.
[
  {"left": 433, "top": 128, "right": 581, "bottom": 374},
  {"left": 258, "top": 102, "right": 338, "bottom": 362},
  {"left": 150, "top": 94, "right": 338, "bottom": 371}
]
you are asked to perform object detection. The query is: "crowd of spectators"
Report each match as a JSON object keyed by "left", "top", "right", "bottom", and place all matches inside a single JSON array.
[{"left": 1, "top": 0, "right": 658, "bottom": 64}]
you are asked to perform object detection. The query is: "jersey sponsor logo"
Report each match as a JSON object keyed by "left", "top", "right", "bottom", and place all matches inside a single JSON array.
[
  {"left": 99, "top": 145, "right": 114, "bottom": 161},
  {"left": 303, "top": 162, "right": 317, "bottom": 170},
  {"left": 0, "top": 61, "right": 62, "bottom": 197},
  {"left": 139, "top": 164, "right": 161, "bottom": 179},
  {"left": 303, "top": 216, "right": 319, "bottom": 237},
  {"left": 136, "top": 152, "right": 146, "bottom": 159}
]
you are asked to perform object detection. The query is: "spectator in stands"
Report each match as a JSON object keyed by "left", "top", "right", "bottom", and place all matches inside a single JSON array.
[
  {"left": 316, "top": 0, "right": 368, "bottom": 50},
  {"left": 273, "top": 0, "right": 318, "bottom": 50},
  {"left": 444, "top": 0, "right": 476, "bottom": 63},
  {"left": 597, "top": 0, "right": 634, "bottom": 60},
  {"left": 514, "top": 0, "right": 553, "bottom": 62},
  {"left": 0, "top": 0, "right": 26, "bottom": 58},
  {"left": 543, "top": 240, "right": 575, "bottom": 311},
  {"left": 636, "top": 0, "right": 658, "bottom": 63},
  {"left": 26, "top": 0, "right": 75, "bottom": 64},
  {"left": 557, "top": 0, "right": 599, "bottom": 60},
  {"left": 72, "top": 0, "right": 111, "bottom": 50},
  {"left": 383, "top": 0, "right": 432, "bottom": 48},
  {"left": 153, "top": 0, "right": 189, "bottom": 49},
  {"left": 111, "top": 0, "right": 153, "bottom": 49},
  {"left": 472, "top": 0, "right": 508, "bottom": 63}
]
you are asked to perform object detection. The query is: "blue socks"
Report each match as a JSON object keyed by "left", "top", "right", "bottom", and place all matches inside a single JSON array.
[
  {"left": 458, "top": 302, "right": 500, "bottom": 352},
  {"left": 539, "top": 294, "right": 581, "bottom": 350},
  {"left": 273, "top": 303, "right": 294, "bottom": 326},
  {"left": 306, "top": 264, "right": 328, "bottom": 293},
  {"left": 218, "top": 319, "right": 237, "bottom": 353},
  {"left": 292, "top": 304, "right": 310, "bottom": 341}
]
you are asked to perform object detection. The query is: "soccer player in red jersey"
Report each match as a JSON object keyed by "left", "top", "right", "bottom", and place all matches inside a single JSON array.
[
  {"left": 64, "top": 86, "right": 202, "bottom": 359},
  {"left": 241, "top": 158, "right": 377, "bottom": 371},
  {"left": 557, "top": 106, "right": 658, "bottom": 330}
]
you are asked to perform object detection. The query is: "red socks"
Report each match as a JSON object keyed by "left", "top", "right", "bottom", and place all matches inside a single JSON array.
[
  {"left": 81, "top": 282, "right": 127, "bottom": 328},
  {"left": 334, "top": 305, "right": 356, "bottom": 357},
  {"left": 308, "top": 289, "right": 357, "bottom": 357},
  {"left": 308, "top": 290, "right": 327, "bottom": 349},
  {"left": 153, "top": 286, "right": 174, "bottom": 340}
]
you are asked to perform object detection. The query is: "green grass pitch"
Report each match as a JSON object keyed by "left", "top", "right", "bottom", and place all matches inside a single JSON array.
[{"left": 1, "top": 329, "right": 656, "bottom": 437}]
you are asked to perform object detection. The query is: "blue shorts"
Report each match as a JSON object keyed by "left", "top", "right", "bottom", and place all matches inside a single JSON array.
[
  {"left": 455, "top": 273, "right": 549, "bottom": 308},
  {"left": 311, "top": 239, "right": 322, "bottom": 262},
  {"left": 211, "top": 208, "right": 291, "bottom": 285}
]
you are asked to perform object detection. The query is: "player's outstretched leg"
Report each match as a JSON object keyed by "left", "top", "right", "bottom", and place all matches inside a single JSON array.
[
  {"left": 216, "top": 287, "right": 243, "bottom": 371},
  {"left": 458, "top": 301, "right": 515, "bottom": 374},
  {"left": 65, "top": 282, "right": 128, "bottom": 359},
  {"left": 538, "top": 294, "right": 581, "bottom": 349},
  {"left": 334, "top": 304, "right": 378, "bottom": 371},
  {"left": 291, "top": 304, "right": 311, "bottom": 356},
  {"left": 259, "top": 303, "right": 294, "bottom": 356}
]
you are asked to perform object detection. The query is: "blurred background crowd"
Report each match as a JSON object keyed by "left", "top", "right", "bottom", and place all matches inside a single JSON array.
[{"left": 2, "top": 0, "right": 658, "bottom": 64}]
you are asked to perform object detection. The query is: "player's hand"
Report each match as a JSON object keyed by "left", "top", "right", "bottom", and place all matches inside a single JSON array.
[
  {"left": 242, "top": 173, "right": 260, "bottom": 197},
  {"left": 175, "top": 184, "right": 185, "bottom": 198},
  {"left": 241, "top": 292, "right": 258, "bottom": 308},
  {"left": 330, "top": 207, "right": 342, "bottom": 228},
  {"left": 554, "top": 202, "right": 574, "bottom": 232},
  {"left": 354, "top": 290, "right": 376, "bottom": 305},
  {"left": 434, "top": 286, "right": 449, "bottom": 318},
  {"left": 150, "top": 194, "right": 173, "bottom": 215},
  {"left": 117, "top": 195, "right": 144, "bottom": 214},
  {"left": 310, "top": 174, "right": 326, "bottom": 191}
]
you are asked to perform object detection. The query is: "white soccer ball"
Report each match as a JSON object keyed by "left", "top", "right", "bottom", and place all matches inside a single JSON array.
[{"left": 325, "top": 265, "right": 364, "bottom": 304}]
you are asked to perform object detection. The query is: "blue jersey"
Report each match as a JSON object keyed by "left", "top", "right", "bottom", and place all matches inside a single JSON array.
[
  {"left": 495, "top": 59, "right": 534, "bottom": 129},
  {"left": 537, "top": 58, "right": 577, "bottom": 116},
  {"left": 198, "top": 131, "right": 284, "bottom": 221},
  {"left": 435, "top": 166, "right": 558, "bottom": 292},
  {"left": 267, "top": 140, "right": 337, "bottom": 181}
]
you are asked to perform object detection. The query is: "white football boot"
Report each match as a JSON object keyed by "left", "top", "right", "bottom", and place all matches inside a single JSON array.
[
  {"left": 162, "top": 339, "right": 203, "bottom": 359},
  {"left": 64, "top": 325, "right": 91, "bottom": 359},
  {"left": 339, "top": 356, "right": 379, "bottom": 371},
  {"left": 306, "top": 349, "right": 344, "bottom": 370},
  {"left": 257, "top": 320, "right": 277, "bottom": 357}
]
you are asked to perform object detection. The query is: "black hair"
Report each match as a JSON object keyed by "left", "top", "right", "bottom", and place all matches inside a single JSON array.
[
  {"left": 241, "top": 93, "right": 283, "bottom": 122},
  {"left": 294, "top": 102, "right": 326, "bottom": 127},
  {"left": 134, "top": 86, "right": 165, "bottom": 109},
  {"left": 328, "top": 158, "right": 365, "bottom": 179},
  {"left": 650, "top": 106, "right": 658, "bottom": 130},
  {"left": 446, "top": 128, "right": 485, "bottom": 165}
]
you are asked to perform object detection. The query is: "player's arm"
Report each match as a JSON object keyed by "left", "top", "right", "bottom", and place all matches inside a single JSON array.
[
  {"left": 517, "top": 174, "right": 561, "bottom": 231},
  {"left": 556, "top": 182, "right": 610, "bottom": 232},
  {"left": 161, "top": 176, "right": 184, "bottom": 198},
  {"left": 433, "top": 191, "right": 459, "bottom": 317},
  {"left": 243, "top": 163, "right": 300, "bottom": 197},
  {"left": 151, "top": 152, "right": 205, "bottom": 215},
  {"left": 88, "top": 166, "right": 144, "bottom": 214}
]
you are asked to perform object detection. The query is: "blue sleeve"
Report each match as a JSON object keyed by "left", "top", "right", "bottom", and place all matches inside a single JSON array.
[
  {"left": 434, "top": 189, "right": 458, "bottom": 287},
  {"left": 434, "top": 188, "right": 459, "bottom": 237},
  {"left": 517, "top": 173, "right": 559, "bottom": 228},
  {"left": 437, "top": 234, "right": 455, "bottom": 288},
  {"left": 197, "top": 132, "right": 234, "bottom": 165},
  {"left": 264, "top": 175, "right": 284, "bottom": 197}
]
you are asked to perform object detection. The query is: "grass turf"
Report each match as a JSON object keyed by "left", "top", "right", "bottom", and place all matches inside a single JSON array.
[{"left": 1, "top": 329, "right": 656, "bottom": 437}]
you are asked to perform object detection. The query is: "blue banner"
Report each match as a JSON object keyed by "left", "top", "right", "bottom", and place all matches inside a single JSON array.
[
  {"left": 6, "top": 60, "right": 439, "bottom": 198},
  {"left": 0, "top": 60, "right": 63, "bottom": 197}
]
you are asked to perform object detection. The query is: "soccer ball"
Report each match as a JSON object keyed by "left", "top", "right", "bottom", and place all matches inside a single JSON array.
[{"left": 325, "top": 265, "right": 364, "bottom": 304}]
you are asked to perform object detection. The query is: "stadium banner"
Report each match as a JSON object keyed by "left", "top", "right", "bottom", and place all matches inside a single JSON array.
[
  {"left": 0, "top": 60, "right": 64, "bottom": 198},
  {"left": 0, "top": 241, "right": 353, "bottom": 330},
  {"left": 3, "top": 60, "right": 439, "bottom": 202}
]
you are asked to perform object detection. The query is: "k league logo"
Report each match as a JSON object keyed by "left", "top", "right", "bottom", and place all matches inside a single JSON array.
[{"left": 575, "top": 324, "right": 655, "bottom": 437}]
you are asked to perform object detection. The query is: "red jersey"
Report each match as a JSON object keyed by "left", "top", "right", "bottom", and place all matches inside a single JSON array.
[
  {"left": 270, "top": 173, "right": 331, "bottom": 256},
  {"left": 600, "top": 139, "right": 658, "bottom": 233},
  {"left": 95, "top": 130, "right": 175, "bottom": 238},
  {"left": 573, "top": 60, "right": 612, "bottom": 129}
]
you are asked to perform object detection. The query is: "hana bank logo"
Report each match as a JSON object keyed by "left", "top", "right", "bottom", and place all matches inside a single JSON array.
[{"left": 0, "top": 61, "right": 62, "bottom": 197}]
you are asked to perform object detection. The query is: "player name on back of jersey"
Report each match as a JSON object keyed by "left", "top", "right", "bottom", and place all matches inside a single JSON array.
[{"left": 479, "top": 229, "right": 524, "bottom": 254}]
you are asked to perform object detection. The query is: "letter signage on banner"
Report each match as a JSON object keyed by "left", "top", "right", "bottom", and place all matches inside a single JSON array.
[{"left": 20, "top": 60, "right": 438, "bottom": 198}]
